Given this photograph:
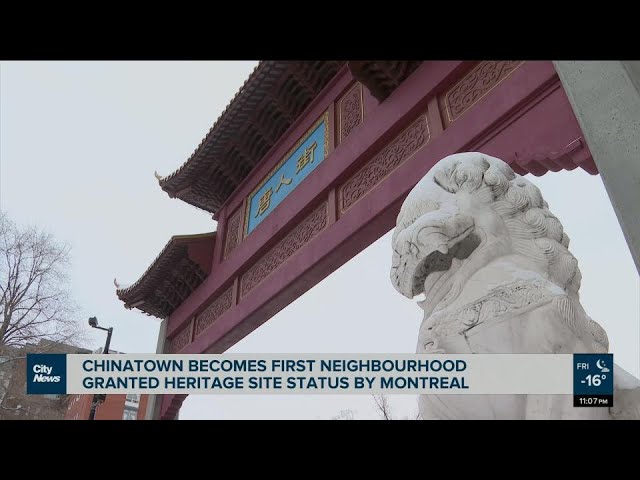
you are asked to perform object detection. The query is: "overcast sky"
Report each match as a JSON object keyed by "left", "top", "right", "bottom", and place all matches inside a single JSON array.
[{"left": 1, "top": 61, "right": 638, "bottom": 420}]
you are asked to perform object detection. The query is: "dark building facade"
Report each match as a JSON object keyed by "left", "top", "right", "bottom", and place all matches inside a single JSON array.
[
  {"left": 64, "top": 348, "right": 150, "bottom": 420},
  {"left": 0, "top": 339, "right": 90, "bottom": 420},
  {"left": 65, "top": 392, "right": 149, "bottom": 421}
]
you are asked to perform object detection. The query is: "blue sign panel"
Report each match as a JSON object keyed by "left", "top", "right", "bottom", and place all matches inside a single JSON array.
[{"left": 245, "top": 113, "right": 329, "bottom": 235}]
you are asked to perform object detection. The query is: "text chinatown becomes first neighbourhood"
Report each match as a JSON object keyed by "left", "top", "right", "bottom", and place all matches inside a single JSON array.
[{"left": 81, "top": 358, "right": 469, "bottom": 391}]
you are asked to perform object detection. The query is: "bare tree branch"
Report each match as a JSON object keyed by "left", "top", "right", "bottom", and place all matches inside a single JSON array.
[
  {"left": 372, "top": 394, "right": 393, "bottom": 420},
  {"left": 0, "top": 212, "right": 85, "bottom": 350},
  {"left": 331, "top": 409, "right": 356, "bottom": 420},
  {"left": 0, "top": 355, "right": 26, "bottom": 367}
]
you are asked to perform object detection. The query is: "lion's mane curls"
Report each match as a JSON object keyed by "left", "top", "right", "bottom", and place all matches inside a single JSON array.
[{"left": 431, "top": 153, "right": 608, "bottom": 351}]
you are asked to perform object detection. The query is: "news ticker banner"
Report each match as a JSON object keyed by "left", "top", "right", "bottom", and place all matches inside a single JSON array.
[{"left": 26, "top": 353, "right": 614, "bottom": 407}]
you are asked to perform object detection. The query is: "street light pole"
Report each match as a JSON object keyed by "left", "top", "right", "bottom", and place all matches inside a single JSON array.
[
  {"left": 88, "top": 317, "right": 114, "bottom": 421},
  {"left": 103, "top": 327, "right": 113, "bottom": 355}
]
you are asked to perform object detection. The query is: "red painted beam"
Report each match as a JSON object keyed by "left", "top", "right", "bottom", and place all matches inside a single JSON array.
[
  {"left": 166, "top": 61, "right": 465, "bottom": 339},
  {"left": 187, "top": 62, "right": 579, "bottom": 352},
  {"left": 160, "top": 61, "right": 595, "bottom": 418}
]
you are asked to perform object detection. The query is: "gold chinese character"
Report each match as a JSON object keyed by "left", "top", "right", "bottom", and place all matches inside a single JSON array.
[
  {"left": 295, "top": 141, "right": 317, "bottom": 174},
  {"left": 255, "top": 188, "right": 273, "bottom": 217},
  {"left": 275, "top": 174, "right": 292, "bottom": 193}
]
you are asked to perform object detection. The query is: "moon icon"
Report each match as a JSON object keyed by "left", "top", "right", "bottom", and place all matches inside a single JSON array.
[{"left": 596, "top": 359, "right": 610, "bottom": 372}]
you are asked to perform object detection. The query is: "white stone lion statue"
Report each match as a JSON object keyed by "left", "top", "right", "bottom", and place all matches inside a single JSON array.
[{"left": 390, "top": 152, "right": 639, "bottom": 420}]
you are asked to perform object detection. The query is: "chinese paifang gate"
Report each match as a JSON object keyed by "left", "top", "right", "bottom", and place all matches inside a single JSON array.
[{"left": 115, "top": 61, "right": 612, "bottom": 420}]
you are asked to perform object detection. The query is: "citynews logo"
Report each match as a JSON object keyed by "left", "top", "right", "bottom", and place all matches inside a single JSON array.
[
  {"left": 26, "top": 354, "right": 67, "bottom": 395},
  {"left": 32, "top": 364, "right": 61, "bottom": 383}
]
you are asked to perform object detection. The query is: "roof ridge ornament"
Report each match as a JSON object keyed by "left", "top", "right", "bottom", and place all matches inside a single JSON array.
[{"left": 154, "top": 171, "right": 164, "bottom": 182}]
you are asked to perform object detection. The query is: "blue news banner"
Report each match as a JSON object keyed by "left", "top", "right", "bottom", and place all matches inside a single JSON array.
[{"left": 26, "top": 353, "right": 614, "bottom": 406}]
